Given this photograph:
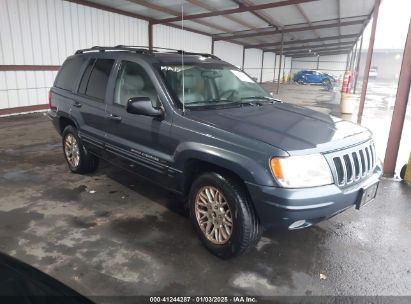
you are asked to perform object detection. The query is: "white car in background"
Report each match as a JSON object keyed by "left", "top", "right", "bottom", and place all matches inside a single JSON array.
[{"left": 369, "top": 67, "right": 378, "bottom": 79}]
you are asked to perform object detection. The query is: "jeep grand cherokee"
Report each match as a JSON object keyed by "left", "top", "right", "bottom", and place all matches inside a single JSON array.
[{"left": 48, "top": 46, "right": 381, "bottom": 258}]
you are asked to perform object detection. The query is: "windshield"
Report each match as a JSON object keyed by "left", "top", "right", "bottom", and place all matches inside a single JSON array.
[{"left": 158, "top": 63, "right": 272, "bottom": 108}]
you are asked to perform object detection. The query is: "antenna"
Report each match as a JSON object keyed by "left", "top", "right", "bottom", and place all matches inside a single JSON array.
[{"left": 181, "top": 1, "right": 185, "bottom": 114}]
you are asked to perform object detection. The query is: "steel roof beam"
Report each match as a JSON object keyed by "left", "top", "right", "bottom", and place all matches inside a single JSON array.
[
  {"left": 231, "top": 0, "right": 275, "bottom": 27},
  {"left": 296, "top": 3, "right": 321, "bottom": 38},
  {"left": 126, "top": 0, "right": 232, "bottom": 33},
  {"left": 263, "top": 41, "right": 355, "bottom": 52},
  {"left": 214, "top": 19, "right": 365, "bottom": 40},
  {"left": 65, "top": 0, "right": 212, "bottom": 37},
  {"left": 245, "top": 34, "right": 358, "bottom": 48},
  {"left": 283, "top": 46, "right": 353, "bottom": 55},
  {"left": 187, "top": 0, "right": 257, "bottom": 30},
  {"left": 289, "top": 50, "right": 351, "bottom": 58},
  {"left": 153, "top": 0, "right": 318, "bottom": 24}
]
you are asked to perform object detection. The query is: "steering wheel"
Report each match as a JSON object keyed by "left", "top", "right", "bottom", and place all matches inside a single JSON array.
[{"left": 220, "top": 89, "right": 238, "bottom": 100}]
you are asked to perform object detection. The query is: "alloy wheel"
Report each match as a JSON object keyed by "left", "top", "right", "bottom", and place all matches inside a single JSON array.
[
  {"left": 194, "top": 186, "right": 233, "bottom": 244},
  {"left": 64, "top": 134, "right": 80, "bottom": 168}
]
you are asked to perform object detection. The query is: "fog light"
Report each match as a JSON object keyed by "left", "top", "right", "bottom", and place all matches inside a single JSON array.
[{"left": 289, "top": 220, "right": 307, "bottom": 230}]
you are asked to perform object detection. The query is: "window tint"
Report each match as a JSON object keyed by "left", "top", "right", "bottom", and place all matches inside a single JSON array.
[
  {"left": 85, "top": 59, "right": 115, "bottom": 101},
  {"left": 78, "top": 59, "right": 95, "bottom": 94},
  {"left": 55, "top": 57, "right": 86, "bottom": 91},
  {"left": 114, "top": 61, "right": 158, "bottom": 107}
]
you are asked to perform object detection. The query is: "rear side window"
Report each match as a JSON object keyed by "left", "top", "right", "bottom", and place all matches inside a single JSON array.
[
  {"left": 55, "top": 57, "right": 86, "bottom": 91},
  {"left": 85, "top": 59, "right": 115, "bottom": 101},
  {"left": 78, "top": 59, "right": 96, "bottom": 94}
]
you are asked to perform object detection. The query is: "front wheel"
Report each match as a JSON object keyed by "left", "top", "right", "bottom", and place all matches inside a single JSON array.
[
  {"left": 188, "top": 172, "right": 261, "bottom": 258},
  {"left": 322, "top": 79, "right": 332, "bottom": 91}
]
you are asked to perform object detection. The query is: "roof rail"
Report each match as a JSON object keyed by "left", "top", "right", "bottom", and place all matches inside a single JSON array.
[
  {"left": 75, "top": 45, "right": 220, "bottom": 60},
  {"left": 74, "top": 46, "right": 151, "bottom": 55}
]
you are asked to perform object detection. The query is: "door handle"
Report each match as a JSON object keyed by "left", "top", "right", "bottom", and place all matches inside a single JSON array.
[
  {"left": 73, "top": 101, "right": 82, "bottom": 108},
  {"left": 106, "top": 113, "right": 122, "bottom": 122}
]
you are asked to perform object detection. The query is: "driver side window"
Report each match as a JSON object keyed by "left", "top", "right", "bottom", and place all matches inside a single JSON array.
[{"left": 114, "top": 61, "right": 158, "bottom": 107}]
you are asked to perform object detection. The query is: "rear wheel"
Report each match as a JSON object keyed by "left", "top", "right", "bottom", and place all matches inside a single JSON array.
[
  {"left": 62, "top": 125, "right": 99, "bottom": 174},
  {"left": 189, "top": 172, "right": 261, "bottom": 258}
]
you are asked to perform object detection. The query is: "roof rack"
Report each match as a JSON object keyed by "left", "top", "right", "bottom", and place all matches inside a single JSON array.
[
  {"left": 74, "top": 45, "right": 220, "bottom": 60},
  {"left": 74, "top": 46, "right": 151, "bottom": 55}
]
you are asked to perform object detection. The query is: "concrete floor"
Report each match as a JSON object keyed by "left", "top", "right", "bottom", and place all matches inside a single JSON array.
[{"left": 1, "top": 83, "right": 411, "bottom": 297}]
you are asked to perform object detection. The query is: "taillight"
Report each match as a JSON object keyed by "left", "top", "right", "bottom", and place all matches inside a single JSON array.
[{"left": 48, "top": 90, "right": 52, "bottom": 109}]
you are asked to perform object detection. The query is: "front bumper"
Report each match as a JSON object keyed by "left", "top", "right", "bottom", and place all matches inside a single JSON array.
[{"left": 246, "top": 164, "right": 382, "bottom": 229}]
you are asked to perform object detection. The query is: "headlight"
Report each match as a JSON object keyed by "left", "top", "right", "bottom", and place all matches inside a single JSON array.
[{"left": 270, "top": 154, "right": 333, "bottom": 188}]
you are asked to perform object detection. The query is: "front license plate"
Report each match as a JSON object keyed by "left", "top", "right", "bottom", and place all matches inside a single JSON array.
[{"left": 356, "top": 182, "right": 379, "bottom": 210}]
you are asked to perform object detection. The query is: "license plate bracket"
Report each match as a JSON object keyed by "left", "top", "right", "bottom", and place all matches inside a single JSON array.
[{"left": 356, "top": 182, "right": 379, "bottom": 210}]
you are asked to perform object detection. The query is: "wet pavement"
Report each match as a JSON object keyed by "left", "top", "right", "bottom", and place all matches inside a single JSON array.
[{"left": 0, "top": 83, "right": 411, "bottom": 298}]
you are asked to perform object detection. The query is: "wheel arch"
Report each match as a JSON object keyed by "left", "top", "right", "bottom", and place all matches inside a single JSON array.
[
  {"left": 59, "top": 115, "right": 78, "bottom": 134},
  {"left": 174, "top": 143, "right": 276, "bottom": 195}
]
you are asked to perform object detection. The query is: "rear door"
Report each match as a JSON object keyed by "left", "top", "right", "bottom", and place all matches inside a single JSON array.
[
  {"left": 104, "top": 57, "right": 174, "bottom": 187},
  {"left": 72, "top": 58, "right": 115, "bottom": 154}
]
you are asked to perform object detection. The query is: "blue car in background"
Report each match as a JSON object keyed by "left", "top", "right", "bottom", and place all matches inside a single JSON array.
[{"left": 293, "top": 70, "right": 335, "bottom": 89}]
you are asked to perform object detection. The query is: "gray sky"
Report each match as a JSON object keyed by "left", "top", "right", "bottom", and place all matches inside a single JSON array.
[{"left": 362, "top": 0, "right": 411, "bottom": 49}]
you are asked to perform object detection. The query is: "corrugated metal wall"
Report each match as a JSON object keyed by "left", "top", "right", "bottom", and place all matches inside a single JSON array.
[
  {"left": 244, "top": 48, "right": 263, "bottom": 82},
  {"left": 153, "top": 24, "right": 212, "bottom": 54},
  {"left": 213, "top": 41, "right": 243, "bottom": 68},
  {"left": 261, "top": 52, "right": 276, "bottom": 82},
  {"left": 0, "top": 0, "right": 148, "bottom": 110}
]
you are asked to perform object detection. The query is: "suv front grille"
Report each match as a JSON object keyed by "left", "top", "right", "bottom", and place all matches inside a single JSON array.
[{"left": 328, "top": 141, "right": 376, "bottom": 187}]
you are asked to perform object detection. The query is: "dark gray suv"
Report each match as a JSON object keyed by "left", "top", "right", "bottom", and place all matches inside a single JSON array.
[{"left": 48, "top": 46, "right": 381, "bottom": 258}]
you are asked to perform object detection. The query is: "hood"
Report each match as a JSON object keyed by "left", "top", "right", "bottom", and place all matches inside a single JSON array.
[{"left": 186, "top": 103, "right": 371, "bottom": 153}]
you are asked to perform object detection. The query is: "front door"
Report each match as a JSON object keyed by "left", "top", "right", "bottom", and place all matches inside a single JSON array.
[{"left": 104, "top": 58, "right": 174, "bottom": 187}]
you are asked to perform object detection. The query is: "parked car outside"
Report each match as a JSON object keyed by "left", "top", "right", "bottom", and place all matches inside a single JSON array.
[
  {"left": 369, "top": 67, "right": 378, "bottom": 79},
  {"left": 48, "top": 46, "right": 381, "bottom": 258},
  {"left": 293, "top": 70, "right": 335, "bottom": 89}
]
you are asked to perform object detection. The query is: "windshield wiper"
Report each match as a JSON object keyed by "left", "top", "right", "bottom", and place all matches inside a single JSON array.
[{"left": 241, "top": 96, "right": 283, "bottom": 104}]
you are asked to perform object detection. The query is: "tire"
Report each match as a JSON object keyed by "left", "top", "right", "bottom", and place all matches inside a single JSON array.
[
  {"left": 62, "top": 125, "right": 99, "bottom": 174},
  {"left": 322, "top": 79, "right": 332, "bottom": 91},
  {"left": 400, "top": 164, "right": 407, "bottom": 180},
  {"left": 188, "top": 172, "right": 261, "bottom": 258},
  {"left": 297, "top": 79, "right": 305, "bottom": 85}
]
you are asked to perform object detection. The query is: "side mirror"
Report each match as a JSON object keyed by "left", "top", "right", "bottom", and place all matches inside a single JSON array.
[{"left": 126, "top": 97, "right": 163, "bottom": 118}]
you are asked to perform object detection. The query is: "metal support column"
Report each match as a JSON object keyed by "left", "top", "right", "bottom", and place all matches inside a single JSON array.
[
  {"left": 351, "top": 41, "right": 358, "bottom": 71},
  {"left": 276, "top": 31, "right": 284, "bottom": 94},
  {"left": 148, "top": 22, "right": 153, "bottom": 50},
  {"left": 316, "top": 55, "right": 320, "bottom": 70},
  {"left": 345, "top": 50, "right": 352, "bottom": 71},
  {"left": 260, "top": 51, "right": 265, "bottom": 83},
  {"left": 241, "top": 47, "right": 246, "bottom": 71},
  {"left": 272, "top": 52, "right": 277, "bottom": 93},
  {"left": 357, "top": 0, "right": 381, "bottom": 124},
  {"left": 383, "top": 20, "right": 411, "bottom": 177},
  {"left": 353, "top": 35, "right": 364, "bottom": 94},
  {"left": 211, "top": 38, "right": 215, "bottom": 55}
]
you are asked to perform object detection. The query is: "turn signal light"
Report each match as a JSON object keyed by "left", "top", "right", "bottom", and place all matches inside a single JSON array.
[{"left": 270, "top": 158, "right": 284, "bottom": 180}]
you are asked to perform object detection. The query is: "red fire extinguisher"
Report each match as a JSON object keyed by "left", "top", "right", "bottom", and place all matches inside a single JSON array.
[{"left": 341, "top": 70, "right": 353, "bottom": 93}]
